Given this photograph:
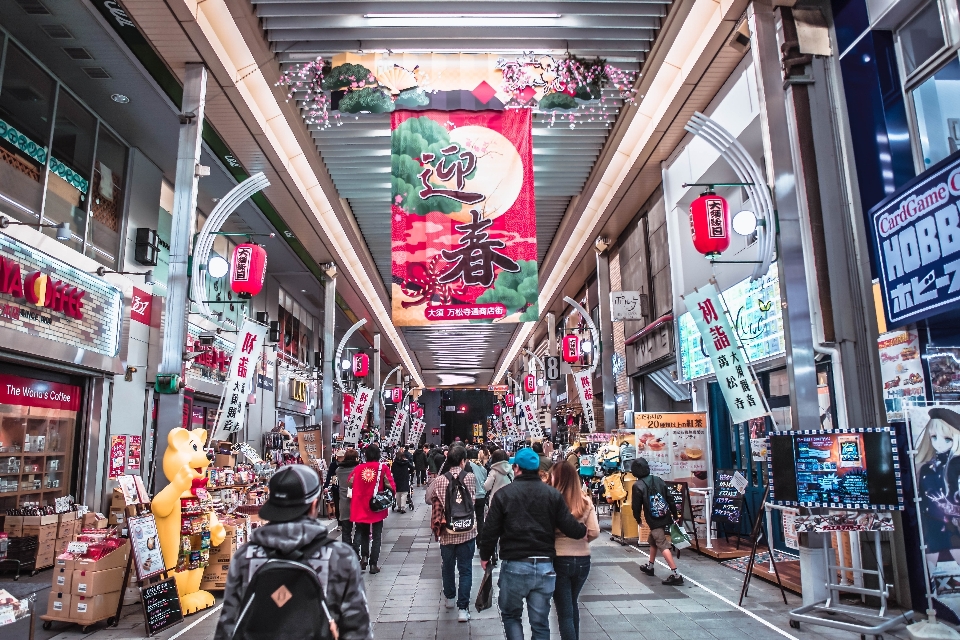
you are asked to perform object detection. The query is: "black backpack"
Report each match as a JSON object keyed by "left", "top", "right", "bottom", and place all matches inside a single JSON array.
[
  {"left": 641, "top": 476, "right": 671, "bottom": 520},
  {"left": 444, "top": 467, "right": 476, "bottom": 533},
  {"left": 232, "top": 537, "right": 335, "bottom": 640}
]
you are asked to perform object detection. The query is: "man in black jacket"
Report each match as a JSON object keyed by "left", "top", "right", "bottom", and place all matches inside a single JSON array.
[
  {"left": 413, "top": 445, "right": 428, "bottom": 486},
  {"left": 631, "top": 457, "right": 683, "bottom": 585},
  {"left": 479, "top": 448, "right": 587, "bottom": 640}
]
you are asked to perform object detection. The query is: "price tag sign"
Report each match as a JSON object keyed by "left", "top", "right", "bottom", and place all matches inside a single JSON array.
[{"left": 66, "top": 542, "right": 89, "bottom": 555}]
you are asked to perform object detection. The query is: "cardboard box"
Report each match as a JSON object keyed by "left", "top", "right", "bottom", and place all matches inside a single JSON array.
[
  {"left": 215, "top": 454, "right": 236, "bottom": 468},
  {"left": 46, "top": 591, "right": 72, "bottom": 619},
  {"left": 56, "top": 539, "right": 129, "bottom": 573},
  {"left": 70, "top": 591, "right": 121, "bottom": 623},
  {"left": 55, "top": 537, "right": 71, "bottom": 555},
  {"left": 82, "top": 512, "right": 106, "bottom": 528},
  {"left": 51, "top": 565, "right": 73, "bottom": 592},
  {"left": 24, "top": 514, "right": 59, "bottom": 526},
  {"left": 23, "top": 523, "right": 58, "bottom": 544},
  {"left": 58, "top": 516, "right": 79, "bottom": 539},
  {"left": 36, "top": 541, "right": 57, "bottom": 568},
  {"left": 3, "top": 515, "right": 22, "bottom": 536},
  {"left": 108, "top": 509, "right": 124, "bottom": 526},
  {"left": 72, "top": 565, "right": 125, "bottom": 596}
]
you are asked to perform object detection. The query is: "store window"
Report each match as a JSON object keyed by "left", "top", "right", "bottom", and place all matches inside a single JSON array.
[
  {"left": 43, "top": 89, "right": 96, "bottom": 252},
  {"left": 87, "top": 128, "right": 126, "bottom": 268},
  {"left": 0, "top": 373, "right": 80, "bottom": 510},
  {"left": 899, "top": 1, "right": 947, "bottom": 77},
  {"left": 0, "top": 43, "right": 55, "bottom": 224},
  {"left": 911, "top": 56, "right": 960, "bottom": 167},
  {"left": 278, "top": 289, "right": 315, "bottom": 366}
]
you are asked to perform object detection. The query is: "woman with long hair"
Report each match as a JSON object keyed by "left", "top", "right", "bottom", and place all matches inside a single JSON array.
[
  {"left": 484, "top": 449, "right": 513, "bottom": 500},
  {"left": 916, "top": 408, "right": 960, "bottom": 582},
  {"left": 349, "top": 444, "right": 396, "bottom": 574},
  {"left": 392, "top": 447, "right": 414, "bottom": 513},
  {"left": 548, "top": 461, "right": 599, "bottom": 640}
]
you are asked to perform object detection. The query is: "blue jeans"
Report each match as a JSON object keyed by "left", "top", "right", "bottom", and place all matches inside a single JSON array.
[
  {"left": 441, "top": 539, "right": 476, "bottom": 610},
  {"left": 498, "top": 559, "right": 556, "bottom": 640},
  {"left": 553, "top": 556, "right": 591, "bottom": 640}
]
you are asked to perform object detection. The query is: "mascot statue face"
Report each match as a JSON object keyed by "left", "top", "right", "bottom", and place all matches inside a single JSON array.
[{"left": 163, "top": 428, "right": 211, "bottom": 493}]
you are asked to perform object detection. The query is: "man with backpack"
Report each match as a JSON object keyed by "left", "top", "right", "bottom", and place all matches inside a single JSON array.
[
  {"left": 630, "top": 458, "right": 683, "bottom": 585},
  {"left": 214, "top": 465, "right": 372, "bottom": 640},
  {"left": 432, "top": 446, "right": 478, "bottom": 622}
]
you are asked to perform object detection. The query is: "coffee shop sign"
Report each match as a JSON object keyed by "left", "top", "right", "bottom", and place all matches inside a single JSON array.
[{"left": 0, "top": 255, "right": 86, "bottom": 319}]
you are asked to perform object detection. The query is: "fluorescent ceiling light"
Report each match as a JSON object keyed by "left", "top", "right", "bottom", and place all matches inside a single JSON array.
[
  {"left": 364, "top": 13, "right": 561, "bottom": 18},
  {"left": 363, "top": 14, "right": 561, "bottom": 27}
]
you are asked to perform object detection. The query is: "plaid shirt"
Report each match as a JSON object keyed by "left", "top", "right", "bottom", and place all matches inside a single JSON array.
[{"left": 434, "top": 466, "right": 478, "bottom": 546}]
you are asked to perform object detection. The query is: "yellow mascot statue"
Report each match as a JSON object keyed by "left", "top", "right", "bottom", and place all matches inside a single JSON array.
[{"left": 152, "top": 428, "right": 226, "bottom": 614}]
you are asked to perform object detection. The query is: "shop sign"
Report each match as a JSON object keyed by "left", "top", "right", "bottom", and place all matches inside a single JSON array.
[
  {"left": 572, "top": 370, "right": 597, "bottom": 432},
  {"left": 342, "top": 385, "right": 374, "bottom": 447},
  {"left": 212, "top": 319, "right": 267, "bottom": 438},
  {"left": 519, "top": 401, "right": 543, "bottom": 438},
  {"left": 682, "top": 281, "right": 768, "bottom": 424},
  {"left": 871, "top": 153, "right": 960, "bottom": 327},
  {"left": 391, "top": 109, "right": 537, "bottom": 326},
  {"left": 0, "top": 235, "right": 121, "bottom": 356},
  {"left": 610, "top": 291, "right": 644, "bottom": 321},
  {"left": 678, "top": 264, "right": 783, "bottom": 381},
  {"left": 130, "top": 288, "right": 152, "bottom": 325},
  {"left": 633, "top": 412, "right": 708, "bottom": 492},
  {"left": 878, "top": 327, "right": 925, "bottom": 421},
  {"left": 290, "top": 378, "right": 308, "bottom": 403},
  {"left": 0, "top": 373, "right": 80, "bottom": 411}
]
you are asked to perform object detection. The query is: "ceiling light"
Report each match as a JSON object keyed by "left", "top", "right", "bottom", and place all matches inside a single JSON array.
[
  {"left": 207, "top": 255, "right": 229, "bottom": 279},
  {"left": 363, "top": 14, "right": 560, "bottom": 27},
  {"left": 732, "top": 210, "right": 758, "bottom": 236},
  {"left": 364, "top": 13, "right": 560, "bottom": 18},
  {"left": 111, "top": 93, "right": 130, "bottom": 104}
]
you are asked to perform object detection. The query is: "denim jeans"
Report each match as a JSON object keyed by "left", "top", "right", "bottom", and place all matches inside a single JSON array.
[
  {"left": 353, "top": 521, "right": 383, "bottom": 565},
  {"left": 553, "top": 556, "right": 591, "bottom": 640},
  {"left": 498, "top": 559, "right": 556, "bottom": 640},
  {"left": 441, "top": 539, "right": 476, "bottom": 609}
]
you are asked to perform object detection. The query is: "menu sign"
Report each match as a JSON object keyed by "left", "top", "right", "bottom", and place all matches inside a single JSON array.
[
  {"left": 878, "top": 327, "right": 925, "bottom": 421},
  {"left": 711, "top": 469, "right": 743, "bottom": 524},
  {"left": 141, "top": 577, "right": 183, "bottom": 635},
  {"left": 665, "top": 481, "right": 689, "bottom": 518},
  {"left": 633, "top": 412, "right": 708, "bottom": 491},
  {"left": 128, "top": 513, "right": 165, "bottom": 581},
  {"left": 297, "top": 425, "right": 323, "bottom": 471}
]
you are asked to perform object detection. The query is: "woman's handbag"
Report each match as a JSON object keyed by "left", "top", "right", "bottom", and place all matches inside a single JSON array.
[{"left": 369, "top": 463, "right": 394, "bottom": 513}]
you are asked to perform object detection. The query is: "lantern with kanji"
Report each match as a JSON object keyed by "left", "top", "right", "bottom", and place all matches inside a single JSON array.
[
  {"left": 505, "top": 393, "right": 515, "bottom": 408},
  {"left": 562, "top": 334, "right": 580, "bottom": 363},
  {"left": 352, "top": 353, "right": 369, "bottom": 377},
  {"left": 230, "top": 243, "right": 268, "bottom": 298},
  {"left": 391, "top": 387, "right": 403, "bottom": 403},
  {"left": 494, "top": 404, "right": 501, "bottom": 416},
  {"left": 524, "top": 374, "right": 536, "bottom": 394},
  {"left": 688, "top": 191, "right": 730, "bottom": 257}
]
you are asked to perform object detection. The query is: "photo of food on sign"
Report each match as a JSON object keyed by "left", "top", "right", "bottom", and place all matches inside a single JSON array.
[
  {"left": 632, "top": 413, "right": 709, "bottom": 489},
  {"left": 390, "top": 110, "right": 537, "bottom": 326},
  {"left": 794, "top": 433, "right": 870, "bottom": 505}
]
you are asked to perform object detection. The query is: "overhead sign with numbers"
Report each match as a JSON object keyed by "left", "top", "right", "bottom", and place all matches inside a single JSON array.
[
  {"left": 870, "top": 151, "right": 960, "bottom": 327},
  {"left": 212, "top": 319, "right": 267, "bottom": 439},
  {"left": 544, "top": 356, "right": 561, "bottom": 382},
  {"left": 682, "top": 282, "right": 766, "bottom": 424}
]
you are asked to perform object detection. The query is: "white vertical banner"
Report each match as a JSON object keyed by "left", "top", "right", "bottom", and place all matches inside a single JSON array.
[
  {"left": 387, "top": 404, "right": 407, "bottom": 446},
  {"left": 503, "top": 410, "right": 519, "bottom": 439},
  {"left": 342, "top": 385, "right": 374, "bottom": 447},
  {"left": 682, "top": 282, "right": 766, "bottom": 424},
  {"left": 520, "top": 401, "right": 543, "bottom": 439},
  {"left": 212, "top": 319, "right": 267, "bottom": 440},
  {"left": 573, "top": 370, "right": 597, "bottom": 432},
  {"left": 407, "top": 416, "right": 426, "bottom": 446}
]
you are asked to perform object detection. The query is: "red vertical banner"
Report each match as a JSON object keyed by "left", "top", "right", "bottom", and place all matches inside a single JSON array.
[
  {"left": 108, "top": 435, "right": 127, "bottom": 479},
  {"left": 391, "top": 109, "right": 537, "bottom": 325}
]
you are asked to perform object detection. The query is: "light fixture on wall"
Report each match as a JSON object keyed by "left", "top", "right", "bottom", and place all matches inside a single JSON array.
[
  {"left": 207, "top": 254, "right": 229, "bottom": 278},
  {"left": 732, "top": 210, "right": 759, "bottom": 236},
  {"left": 0, "top": 215, "right": 71, "bottom": 241},
  {"left": 95, "top": 266, "right": 157, "bottom": 286}
]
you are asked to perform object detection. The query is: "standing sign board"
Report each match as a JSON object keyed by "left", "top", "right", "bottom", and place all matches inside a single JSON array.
[
  {"left": 213, "top": 319, "right": 267, "bottom": 439},
  {"left": 141, "top": 577, "right": 183, "bottom": 636},
  {"left": 297, "top": 425, "right": 323, "bottom": 470},
  {"left": 711, "top": 469, "right": 744, "bottom": 524},
  {"left": 870, "top": 152, "right": 960, "bottom": 327},
  {"left": 127, "top": 513, "right": 165, "bottom": 581}
]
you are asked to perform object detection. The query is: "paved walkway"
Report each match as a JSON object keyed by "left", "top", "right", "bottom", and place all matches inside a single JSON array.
[{"left": 4, "top": 485, "right": 917, "bottom": 640}]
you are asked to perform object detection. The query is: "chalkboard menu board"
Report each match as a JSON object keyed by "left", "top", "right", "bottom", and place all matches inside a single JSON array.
[
  {"left": 141, "top": 577, "right": 183, "bottom": 636},
  {"left": 712, "top": 469, "right": 743, "bottom": 524},
  {"left": 665, "top": 481, "right": 688, "bottom": 513}
]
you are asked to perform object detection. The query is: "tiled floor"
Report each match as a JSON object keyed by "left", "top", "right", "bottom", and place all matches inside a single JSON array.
[{"left": 4, "top": 485, "right": 920, "bottom": 640}]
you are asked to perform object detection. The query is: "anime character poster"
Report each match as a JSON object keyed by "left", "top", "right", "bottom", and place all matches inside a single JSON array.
[
  {"left": 391, "top": 109, "right": 537, "bottom": 325},
  {"left": 907, "top": 401, "right": 960, "bottom": 619}
]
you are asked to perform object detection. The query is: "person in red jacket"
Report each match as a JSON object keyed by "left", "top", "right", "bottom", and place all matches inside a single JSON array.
[{"left": 349, "top": 444, "right": 396, "bottom": 574}]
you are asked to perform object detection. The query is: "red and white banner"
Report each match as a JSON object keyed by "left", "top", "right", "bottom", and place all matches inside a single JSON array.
[
  {"left": 343, "top": 385, "right": 374, "bottom": 447},
  {"left": 212, "top": 319, "right": 267, "bottom": 438},
  {"left": 391, "top": 109, "right": 537, "bottom": 325},
  {"left": 573, "top": 370, "right": 597, "bottom": 433},
  {"left": 108, "top": 435, "right": 126, "bottom": 479},
  {"left": 519, "top": 400, "right": 543, "bottom": 439},
  {"left": 387, "top": 404, "right": 407, "bottom": 446},
  {"left": 502, "top": 410, "right": 519, "bottom": 439},
  {"left": 130, "top": 288, "right": 153, "bottom": 325},
  {"left": 0, "top": 373, "right": 80, "bottom": 411}
]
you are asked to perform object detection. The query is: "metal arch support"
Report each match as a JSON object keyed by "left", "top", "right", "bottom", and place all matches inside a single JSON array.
[
  {"left": 380, "top": 365, "right": 401, "bottom": 413},
  {"left": 191, "top": 172, "right": 270, "bottom": 319},
  {"left": 334, "top": 319, "right": 367, "bottom": 392},
  {"left": 563, "top": 296, "right": 600, "bottom": 375},
  {"left": 505, "top": 373, "right": 523, "bottom": 402},
  {"left": 522, "top": 348, "right": 546, "bottom": 394},
  {"left": 684, "top": 113, "right": 776, "bottom": 280}
]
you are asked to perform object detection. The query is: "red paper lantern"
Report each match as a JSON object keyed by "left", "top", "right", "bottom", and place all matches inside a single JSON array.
[
  {"left": 562, "top": 334, "right": 579, "bottom": 363},
  {"left": 688, "top": 192, "right": 730, "bottom": 257},
  {"left": 391, "top": 387, "right": 403, "bottom": 403},
  {"left": 494, "top": 404, "right": 501, "bottom": 416},
  {"left": 352, "top": 353, "right": 369, "bottom": 377},
  {"left": 524, "top": 374, "right": 536, "bottom": 394},
  {"left": 230, "top": 243, "right": 268, "bottom": 298},
  {"left": 343, "top": 393, "right": 355, "bottom": 417},
  {"left": 505, "top": 393, "right": 515, "bottom": 408}
]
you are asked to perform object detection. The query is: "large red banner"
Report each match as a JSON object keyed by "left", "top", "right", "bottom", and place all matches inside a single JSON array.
[{"left": 391, "top": 109, "right": 537, "bottom": 325}]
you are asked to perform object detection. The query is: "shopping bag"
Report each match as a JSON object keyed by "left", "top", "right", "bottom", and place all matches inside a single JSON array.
[
  {"left": 475, "top": 564, "right": 494, "bottom": 612},
  {"left": 669, "top": 522, "right": 692, "bottom": 550}
]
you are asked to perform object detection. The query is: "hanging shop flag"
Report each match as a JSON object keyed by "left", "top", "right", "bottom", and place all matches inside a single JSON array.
[
  {"left": 213, "top": 319, "right": 267, "bottom": 439},
  {"left": 572, "top": 370, "right": 597, "bottom": 433},
  {"left": 682, "top": 281, "right": 766, "bottom": 424},
  {"left": 519, "top": 401, "right": 543, "bottom": 439},
  {"left": 408, "top": 415, "right": 426, "bottom": 446},
  {"left": 388, "top": 404, "right": 407, "bottom": 446},
  {"left": 391, "top": 109, "right": 537, "bottom": 325},
  {"left": 342, "top": 385, "right": 374, "bottom": 447},
  {"left": 502, "top": 409, "right": 520, "bottom": 439}
]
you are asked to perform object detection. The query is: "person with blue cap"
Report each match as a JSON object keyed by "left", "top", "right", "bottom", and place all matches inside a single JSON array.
[{"left": 478, "top": 447, "right": 587, "bottom": 640}]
